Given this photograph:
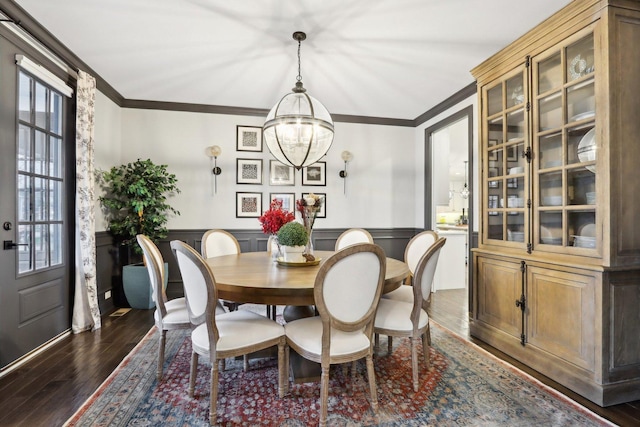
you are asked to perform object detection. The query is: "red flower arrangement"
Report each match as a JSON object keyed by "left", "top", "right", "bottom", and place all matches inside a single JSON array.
[{"left": 258, "top": 199, "right": 295, "bottom": 235}]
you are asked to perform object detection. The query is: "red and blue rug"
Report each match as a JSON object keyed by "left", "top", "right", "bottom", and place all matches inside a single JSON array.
[{"left": 65, "top": 320, "right": 614, "bottom": 426}]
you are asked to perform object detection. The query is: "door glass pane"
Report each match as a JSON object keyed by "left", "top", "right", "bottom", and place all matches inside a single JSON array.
[
  {"left": 18, "top": 124, "right": 32, "bottom": 172},
  {"left": 50, "top": 224, "right": 62, "bottom": 266},
  {"left": 567, "top": 79, "right": 595, "bottom": 123},
  {"left": 538, "top": 53, "right": 562, "bottom": 93},
  {"left": 568, "top": 167, "right": 596, "bottom": 205},
  {"left": 488, "top": 213, "right": 504, "bottom": 240},
  {"left": 488, "top": 148, "right": 504, "bottom": 177},
  {"left": 567, "top": 125, "right": 595, "bottom": 167},
  {"left": 488, "top": 116, "right": 503, "bottom": 145},
  {"left": 35, "top": 130, "right": 47, "bottom": 175},
  {"left": 567, "top": 34, "right": 594, "bottom": 82},
  {"left": 50, "top": 136, "right": 62, "bottom": 178},
  {"left": 35, "top": 224, "right": 49, "bottom": 269},
  {"left": 18, "top": 174, "right": 31, "bottom": 222},
  {"left": 540, "top": 171, "right": 563, "bottom": 207},
  {"left": 18, "top": 73, "right": 32, "bottom": 122},
  {"left": 506, "top": 143, "right": 525, "bottom": 173},
  {"left": 487, "top": 84, "right": 503, "bottom": 116},
  {"left": 569, "top": 210, "right": 596, "bottom": 248},
  {"left": 18, "top": 225, "right": 32, "bottom": 274},
  {"left": 506, "top": 108, "right": 525, "bottom": 141},
  {"left": 539, "top": 132, "right": 562, "bottom": 169},
  {"left": 507, "top": 213, "right": 525, "bottom": 242},
  {"left": 34, "top": 177, "right": 46, "bottom": 222},
  {"left": 539, "top": 91, "right": 562, "bottom": 131},
  {"left": 506, "top": 74, "right": 524, "bottom": 108},
  {"left": 50, "top": 92, "right": 62, "bottom": 135},
  {"left": 35, "top": 82, "right": 47, "bottom": 129},
  {"left": 540, "top": 211, "right": 562, "bottom": 245},
  {"left": 50, "top": 180, "right": 62, "bottom": 221}
]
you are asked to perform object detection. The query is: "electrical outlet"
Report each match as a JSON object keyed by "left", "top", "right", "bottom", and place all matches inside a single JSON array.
[{"left": 105, "top": 290, "right": 112, "bottom": 300}]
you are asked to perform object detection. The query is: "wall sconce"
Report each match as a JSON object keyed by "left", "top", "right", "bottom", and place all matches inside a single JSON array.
[
  {"left": 205, "top": 145, "right": 222, "bottom": 195},
  {"left": 339, "top": 150, "right": 353, "bottom": 194}
]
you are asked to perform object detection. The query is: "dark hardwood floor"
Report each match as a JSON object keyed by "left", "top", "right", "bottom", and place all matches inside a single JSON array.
[{"left": 0, "top": 290, "right": 639, "bottom": 426}]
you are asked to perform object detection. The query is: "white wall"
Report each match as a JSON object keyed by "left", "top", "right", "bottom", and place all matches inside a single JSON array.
[
  {"left": 93, "top": 91, "right": 122, "bottom": 231},
  {"left": 93, "top": 103, "right": 416, "bottom": 231},
  {"left": 414, "top": 94, "right": 479, "bottom": 231}
]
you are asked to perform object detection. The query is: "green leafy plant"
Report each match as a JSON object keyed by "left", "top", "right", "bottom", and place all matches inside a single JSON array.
[
  {"left": 277, "top": 221, "right": 308, "bottom": 247},
  {"left": 98, "top": 159, "right": 180, "bottom": 255}
]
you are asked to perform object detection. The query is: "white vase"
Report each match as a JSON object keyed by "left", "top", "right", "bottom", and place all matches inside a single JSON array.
[{"left": 281, "top": 245, "right": 305, "bottom": 262}]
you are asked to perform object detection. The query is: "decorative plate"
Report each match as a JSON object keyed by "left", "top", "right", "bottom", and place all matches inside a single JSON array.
[
  {"left": 577, "top": 128, "right": 596, "bottom": 173},
  {"left": 276, "top": 257, "right": 321, "bottom": 267}
]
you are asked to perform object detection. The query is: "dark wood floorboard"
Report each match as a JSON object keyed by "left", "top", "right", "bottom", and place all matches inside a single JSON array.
[
  {"left": 0, "top": 309, "right": 154, "bottom": 427},
  {"left": 0, "top": 290, "right": 639, "bottom": 426}
]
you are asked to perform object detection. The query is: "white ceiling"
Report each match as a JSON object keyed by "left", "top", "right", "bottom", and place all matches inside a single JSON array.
[{"left": 12, "top": 0, "right": 571, "bottom": 120}]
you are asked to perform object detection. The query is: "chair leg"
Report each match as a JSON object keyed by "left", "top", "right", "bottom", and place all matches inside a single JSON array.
[
  {"left": 388, "top": 336, "right": 393, "bottom": 353},
  {"left": 319, "top": 364, "right": 330, "bottom": 427},
  {"left": 411, "top": 336, "right": 419, "bottom": 392},
  {"left": 210, "top": 361, "right": 219, "bottom": 426},
  {"left": 351, "top": 360, "right": 357, "bottom": 380},
  {"left": 422, "top": 330, "right": 431, "bottom": 369},
  {"left": 157, "top": 329, "right": 167, "bottom": 380},
  {"left": 189, "top": 351, "right": 199, "bottom": 397},
  {"left": 284, "top": 343, "right": 290, "bottom": 392},
  {"left": 366, "top": 354, "right": 379, "bottom": 413},
  {"left": 426, "top": 323, "right": 431, "bottom": 346},
  {"left": 277, "top": 338, "right": 287, "bottom": 398},
  {"left": 243, "top": 354, "right": 249, "bottom": 372},
  {"left": 374, "top": 333, "right": 379, "bottom": 348}
]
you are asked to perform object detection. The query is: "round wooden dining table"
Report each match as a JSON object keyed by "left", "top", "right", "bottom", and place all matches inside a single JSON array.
[{"left": 205, "top": 250, "right": 409, "bottom": 307}]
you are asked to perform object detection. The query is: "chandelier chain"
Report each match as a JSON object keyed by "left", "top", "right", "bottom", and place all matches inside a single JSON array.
[{"left": 297, "top": 38, "right": 302, "bottom": 82}]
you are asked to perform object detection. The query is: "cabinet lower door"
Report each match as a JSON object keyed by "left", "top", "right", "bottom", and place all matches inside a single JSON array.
[
  {"left": 526, "top": 266, "right": 596, "bottom": 372},
  {"left": 476, "top": 256, "right": 522, "bottom": 339}
]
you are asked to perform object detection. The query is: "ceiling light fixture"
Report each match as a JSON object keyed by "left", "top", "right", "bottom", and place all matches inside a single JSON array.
[
  {"left": 460, "top": 160, "right": 470, "bottom": 199},
  {"left": 263, "top": 31, "right": 334, "bottom": 170}
]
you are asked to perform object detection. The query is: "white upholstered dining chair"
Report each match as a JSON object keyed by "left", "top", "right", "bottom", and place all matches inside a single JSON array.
[
  {"left": 170, "top": 240, "right": 287, "bottom": 426},
  {"left": 137, "top": 234, "right": 191, "bottom": 380},
  {"left": 334, "top": 228, "right": 374, "bottom": 250},
  {"left": 201, "top": 229, "right": 243, "bottom": 311},
  {"left": 383, "top": 230, "right": 439, "bottom": 303},
  {"left": 137, "top": 234, "right": 228, "bottom": 380},
  {"left": 374, "top": 237, "right": 446, "bottom": 392},
  {"left": 284, "top": 243, "right": 386, "bottom": 427}
]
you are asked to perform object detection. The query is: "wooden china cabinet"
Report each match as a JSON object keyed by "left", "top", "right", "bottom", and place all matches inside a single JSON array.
[{"left": 471, "top": 0, "right": 640, "bottom": 406}]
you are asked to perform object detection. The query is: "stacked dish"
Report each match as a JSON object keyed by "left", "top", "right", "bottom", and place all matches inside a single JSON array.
[{"left": 507, "top": 230, "right": 524, "bottom": 242}]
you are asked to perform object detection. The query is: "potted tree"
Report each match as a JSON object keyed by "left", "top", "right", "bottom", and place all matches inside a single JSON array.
[
  {"left": 277, "top": 221, "right": 308, "bottom": 262},
  {"left": 98, "top": 158, "right": 180, "bottom": 309}
]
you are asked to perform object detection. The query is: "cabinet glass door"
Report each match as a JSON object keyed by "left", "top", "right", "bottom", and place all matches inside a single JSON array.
[
  {"left": 533, "top": 32, "right": 596, "bottom": 251},
  {"left": 483, "top": 67, "right": 528, "bottom": 245}
]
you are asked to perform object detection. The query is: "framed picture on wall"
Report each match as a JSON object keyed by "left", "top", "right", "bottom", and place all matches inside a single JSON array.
[
  {"left": 269, "top": 192, "right": 295, "bottom": 213},
  {"left": 269, "top": 160, "right": 295, "bottom": 186},
  {"left": 302, "top": 162, "right": 326, "bottom": 186},
  {"left": 236, "top": 125, "right": 263, "bottom": 152},
  {"left": 237, "top": 158, "right": 262, "bottom": 184},
  {"left": 236, "top": 192, "right": 262, "bottom": 218},
  {"left": 302, "top": 192, "right": 326, "bottom": 218}
]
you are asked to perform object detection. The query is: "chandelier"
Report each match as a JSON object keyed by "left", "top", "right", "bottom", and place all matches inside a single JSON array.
[{"left": 263, "top": 32, "right": 334, "bottom": 170}]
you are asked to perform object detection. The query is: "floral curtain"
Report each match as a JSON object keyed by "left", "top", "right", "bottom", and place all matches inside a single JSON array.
[{"left": 72, "top": 70, "right": 101, "bottom": 333}]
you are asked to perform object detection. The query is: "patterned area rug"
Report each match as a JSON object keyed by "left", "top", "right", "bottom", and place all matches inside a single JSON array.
[{"left": 64, "top": 319, "right": 614, "bottom": 426}]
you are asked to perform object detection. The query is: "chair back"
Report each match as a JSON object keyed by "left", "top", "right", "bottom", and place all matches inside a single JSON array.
[
  {"left": 136, "top": 234, "right": 168, "bottom": 317},
  {"left": 404, "top": 230, "right": 438, "bottom": 275},
  {"left": 201, "top": 229, "right": 241, "bottom": 258},
  {"left": 171, "top": 241, "right": 219, "bottom": 337},
  {"left": 315, "top": 243, "right": 386, "bottom": 337},
  {"left": 412, "top": 237, "right": 447, "bottom": 310},
  {"left": 334, "top": 228, "right": 374, "bottom": 251}
]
